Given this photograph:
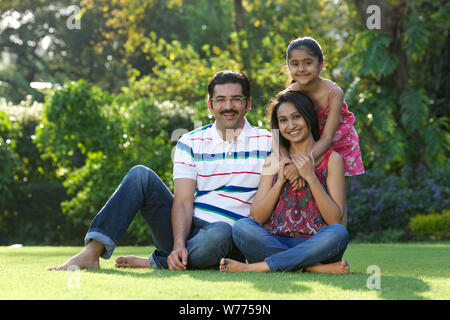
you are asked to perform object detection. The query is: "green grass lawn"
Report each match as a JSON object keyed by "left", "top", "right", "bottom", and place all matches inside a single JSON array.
[{"left": 0, "top": 243, "right": 449, "bottom": 300}]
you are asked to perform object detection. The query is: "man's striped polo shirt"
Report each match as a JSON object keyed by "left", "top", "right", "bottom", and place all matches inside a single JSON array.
[{"left": 173, "top": 118, "right": 272, "bottom": 226}]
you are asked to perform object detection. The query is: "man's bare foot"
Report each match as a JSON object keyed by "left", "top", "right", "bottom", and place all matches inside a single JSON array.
[
  {"left": 220, "top": 258, "right": 269, "bottom": 273},
  {"left": 115, "top": 256, "right": 151, "bottom": 269},
  {"left": 48, "top": 240, "right": 103, "bottom": 271},
  {"left": 47, "top": 248, "right": 100, "bottom": 271},
  {"left": 305, "top": 260, "right": 350, "bottom": 274}
]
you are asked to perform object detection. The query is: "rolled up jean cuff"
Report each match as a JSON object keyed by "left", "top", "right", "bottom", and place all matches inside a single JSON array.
[
  {"left": 84, "top": 230, "right": 117, "bottom": 259},
  {"left": 148, "top": 252, "right": 160, "bottom": 269},
  {"left": 264, "top": 257, "right": 276, "bottom": 272},
  {"left": 264, "top": 256, "right": 304, "bottom": 272}
]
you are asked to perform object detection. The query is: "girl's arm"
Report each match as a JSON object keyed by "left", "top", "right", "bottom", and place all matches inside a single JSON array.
[
  {"left": 311, "top": 86, "right": 344, "bottom": 160},
  {"left": 250, "top": 156, "right": 289, "bottom": 224},
  {"left": 292, "top": 152, "right": 345, "bottom": 225}
]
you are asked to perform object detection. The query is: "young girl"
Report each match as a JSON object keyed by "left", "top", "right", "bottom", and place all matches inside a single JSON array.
[
  {"left": 220, "top": 90, "right": 349, "bottom": 274},
  {"left": 284, "top": 37, "right": 364, "bottom": 186}
]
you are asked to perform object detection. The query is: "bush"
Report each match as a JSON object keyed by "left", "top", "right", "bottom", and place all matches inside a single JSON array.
[
  {"left": 347, "top": 167, "right": 450, "bottom": 241},
  {"left": 0, "top": 109, "right": 21, "bottom": 210},
  {"left": 0, "top": 97, "right": 68, "bottom": 245},
  {"left": 352, "top": 228, "right": 406, "bottom": 243},
  {"left": 35, "top": 80, "right": 195, "bottom": 245},
  {"left": 409, "top": 210, "right": 450, "bottom": 240}
]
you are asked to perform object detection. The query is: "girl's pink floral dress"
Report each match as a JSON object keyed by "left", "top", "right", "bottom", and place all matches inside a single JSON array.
[{"left": 316, "top": 83, "right": 365, "bottom": 176}]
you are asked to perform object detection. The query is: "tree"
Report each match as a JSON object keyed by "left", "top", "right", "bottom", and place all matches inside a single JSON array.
[
  {"left": 0, "top": 0, "right": 128, "bottom": 103},
  {"left": 342, "top": 0, "right": 449, "bottom": 172}
]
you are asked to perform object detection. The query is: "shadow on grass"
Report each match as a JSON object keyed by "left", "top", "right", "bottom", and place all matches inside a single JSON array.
[
  {"left": 85, "top": 266, "right": 430, "bottom": 300},
  {"left": 9, "top": 244, "right": 439, "bottom": 299}
]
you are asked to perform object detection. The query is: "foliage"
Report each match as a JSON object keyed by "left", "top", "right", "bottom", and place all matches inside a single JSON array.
[
  {"left": 347, "top": 167, "right": 450, "bottom": 241},
  {"left": 0, "top": 97, "right": 68, "bottom": 245},
  {"left": 340, "top": 0, "right": 450, "bottom": 172},
  {"left": 0, "top": 0, "right": 449, "bottom": 245},
  {"left": 409, "top": 210, "right": 450, "bottom": 240},
  {"left": 35, "top": 80, "right": 195, "bottom": 244},
  {"left": 351, "top": 228, "right": 406, "bottom": 244},
  {"left": 341, "top": 31, "right": 398, "bottom": 80},
  {"left": 0, "top": 107, "right": 21, "bottom": 211},
  {"left": 340, "top": 29, "right": 449, "bottom": 173}
]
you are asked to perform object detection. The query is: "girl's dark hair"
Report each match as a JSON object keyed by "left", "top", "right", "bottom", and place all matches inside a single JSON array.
[
  {"left": 286, "top": 36, "right": 324, "bottom": 64},
  {"left": 267, "top": 90, "right": 320, "bottom": 148},
  {"left": 207, "top": 70, "right": 251, "bottom": 99},
  {"left": 284, "top": 37, "right": 324, "bottom": 87}
]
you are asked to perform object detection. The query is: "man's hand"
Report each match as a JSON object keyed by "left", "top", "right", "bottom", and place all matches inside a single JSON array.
[{"left": 167, "top": 247, "right": 188, "bottom": 270}]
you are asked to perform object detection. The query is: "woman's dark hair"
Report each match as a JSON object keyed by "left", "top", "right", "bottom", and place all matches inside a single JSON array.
[
  {"left": 207, "top": 70, "right": 251, "bottom": 99},
  {"left": 267, "top": 90, "right": 320, "bottom": 148},
  {"left": 286, "top": 36, "right": 324, "bottom": 64}
]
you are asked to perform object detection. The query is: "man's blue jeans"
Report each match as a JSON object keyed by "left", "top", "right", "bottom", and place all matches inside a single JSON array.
[
  {"left": 85, "top": 165, "right": 238, "bottom": 269},
  {"left": 232, "top": 218, "right": 349, "bottom": 272}
]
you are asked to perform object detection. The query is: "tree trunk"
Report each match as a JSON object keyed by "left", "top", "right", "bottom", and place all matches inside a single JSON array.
[
  {"left": 354, "top": 0, "right": 410, "bottom": 91},
  {"left": 233, "top": 0, "right": 244, "bottom": 33},
  {"left": 233, "top": 0, "right": 250, "bottom": 72},
  {"left": 353, "top": 0, "right": 425, "bottom": 171}
]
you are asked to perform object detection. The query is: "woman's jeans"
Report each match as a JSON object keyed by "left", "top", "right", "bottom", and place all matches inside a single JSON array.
[
  {"left": 84, "top": 165, "right": 239, "bottom": 269},
  {"left": 232, "top": 218, "right": 349, "bottom": 272}
]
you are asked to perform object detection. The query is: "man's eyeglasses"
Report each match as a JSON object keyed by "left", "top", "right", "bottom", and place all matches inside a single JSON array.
[{"left": 210, "top": 96, "right": 247, "bottom": 106}]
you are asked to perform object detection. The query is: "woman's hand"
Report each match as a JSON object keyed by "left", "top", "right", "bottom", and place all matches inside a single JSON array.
[
  {"left": 292, "top": 153, "right": 316, "bottom": 183},
  {"left": 283, "top": 163, "right": 305, "bottom": 190},
  {"left": 276, "top": 158, "right": 291, "bottom": 186}
]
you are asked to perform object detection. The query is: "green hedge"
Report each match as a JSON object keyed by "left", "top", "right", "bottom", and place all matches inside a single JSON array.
[{"left": 409, "top": 210, "right": 450, "bottom": 240}]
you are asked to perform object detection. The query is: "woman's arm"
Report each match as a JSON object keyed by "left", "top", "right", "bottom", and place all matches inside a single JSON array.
[
  {"left": 310, "top": 86, "right": 343, "bottom": 160},
  {"left": 292, "top": 152, "right": 345, "bottom": 225},
  {"left": 250, "top": 156, "right": 289, "bottom": 224},
  {"left": 324, "top": 152, "right": 346, "bottom": 225}
]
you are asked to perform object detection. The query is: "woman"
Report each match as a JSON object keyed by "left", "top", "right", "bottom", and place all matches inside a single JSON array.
[{"left": 220, "top": 90, "right": 349, "bottom": 274}]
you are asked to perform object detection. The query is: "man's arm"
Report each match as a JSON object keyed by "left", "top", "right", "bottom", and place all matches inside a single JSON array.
[{"left": 167, "top": 178, "right": 196, "bottom": 270}]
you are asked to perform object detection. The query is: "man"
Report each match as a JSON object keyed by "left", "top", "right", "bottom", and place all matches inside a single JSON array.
[{"left": 48, "top": 70, "right": 272, "bottom": 271}]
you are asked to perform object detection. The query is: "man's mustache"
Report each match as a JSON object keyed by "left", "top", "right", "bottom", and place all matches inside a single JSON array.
[{"left": 220, "top": 109, "right": 238, "bottom": 115}]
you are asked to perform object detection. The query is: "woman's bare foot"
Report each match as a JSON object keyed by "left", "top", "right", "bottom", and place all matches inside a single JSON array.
[
  {"left": 220, "top": 258, "right": 269, "bottom": 273},
  {"left": 115, "top": 256, "right": 151, "bottom": 269},
  {"left": 305, "top": 260, "right": 350, "bottom": 274}
]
